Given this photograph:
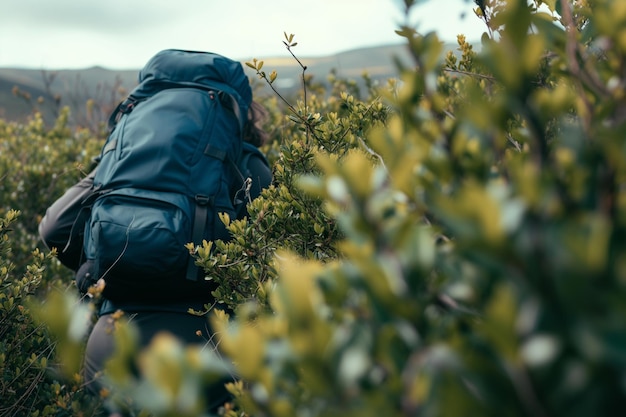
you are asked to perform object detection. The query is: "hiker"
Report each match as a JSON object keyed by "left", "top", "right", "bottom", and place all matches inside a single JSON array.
[{"left": 38, "top": 49, "right": 272, "bottom": 413}]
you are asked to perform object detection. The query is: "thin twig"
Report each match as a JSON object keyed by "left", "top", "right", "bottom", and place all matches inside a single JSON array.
[
  {"left": 443, "top": 67, "right": 497, "bottom": 82},
  {"left": 559, "top": 0, "right": 607, "bottom": 135}
]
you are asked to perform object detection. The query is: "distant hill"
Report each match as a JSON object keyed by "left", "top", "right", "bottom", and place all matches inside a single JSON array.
[
  {"left": 0, "top": 65, "right": 139, "bottom": 125},
  {"left": 0, "top": 43, "right": 447, "bottom": 126}
]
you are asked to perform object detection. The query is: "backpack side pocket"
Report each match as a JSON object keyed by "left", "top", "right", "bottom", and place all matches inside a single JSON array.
[{"left": 84, "top": 189, "right": 192, "bottom": 297}]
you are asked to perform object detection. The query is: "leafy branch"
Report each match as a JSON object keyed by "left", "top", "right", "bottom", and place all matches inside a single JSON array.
[
  {"left": 246, "top": 32, "right": 320, "bottom": 143},
  {"left": 246, "top": 32, "right": 388, "bottom": 168}
]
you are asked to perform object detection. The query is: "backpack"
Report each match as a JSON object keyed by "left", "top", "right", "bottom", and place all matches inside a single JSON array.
[{"left": 82, "top": 49, "right": 255, "bottom": 302}]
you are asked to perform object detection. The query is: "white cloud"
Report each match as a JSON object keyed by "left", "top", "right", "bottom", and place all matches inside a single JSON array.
[{"left": 0, "top": 0, "right": 485, "bottom": 69}]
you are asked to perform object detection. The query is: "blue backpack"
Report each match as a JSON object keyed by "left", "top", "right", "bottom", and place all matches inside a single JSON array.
[{"left": 82, "top": 49, "right": 257, "bottom": 302}]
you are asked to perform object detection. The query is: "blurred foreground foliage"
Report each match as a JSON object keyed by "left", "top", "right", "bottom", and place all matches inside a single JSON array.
[{"left": 1, "top": 0, "right": 626, "bottom": 415}]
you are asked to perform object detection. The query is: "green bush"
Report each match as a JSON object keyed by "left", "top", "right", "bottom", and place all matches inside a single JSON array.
[
  {"left": 2, "top": 0, "right": 626, "bottom": 416},
  {"left": 206, "top": 1, "right": 626, "bottom": 416},
  {"left": 0, "top": 211, "right": 102, "bottom": 416},
  {"left": 0, "top": 109, "right": 102, "bottom": 281},
  {"left": 0, "top": 112, "right": 105, "bottom": 415}
]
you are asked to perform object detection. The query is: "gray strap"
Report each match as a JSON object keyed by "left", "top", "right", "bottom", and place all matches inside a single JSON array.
[
  {"left": 102, "top": 139, "right": 117, "bottom": 155},
  {"left": 185, "top": 195, "right": 213, "bottom": 281}
]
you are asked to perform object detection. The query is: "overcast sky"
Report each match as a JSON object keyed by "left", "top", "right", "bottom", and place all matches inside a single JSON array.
[{"left": 1, "top": 0, "right": 485, "bottom": 70}]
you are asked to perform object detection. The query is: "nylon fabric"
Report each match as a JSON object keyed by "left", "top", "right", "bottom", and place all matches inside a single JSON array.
[{"left": 82, "top": 49, "right": 251, "bottom": 302}]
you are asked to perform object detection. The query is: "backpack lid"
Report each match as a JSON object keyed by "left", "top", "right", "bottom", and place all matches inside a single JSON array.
[{"left": 134, "top": 49, "right": 252, "bottom": 119}]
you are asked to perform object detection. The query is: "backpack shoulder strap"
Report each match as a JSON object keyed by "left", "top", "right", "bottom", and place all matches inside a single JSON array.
[
  {"left": 216, "top": 89, "right": 244, "bottom": 134},
  {"left": 107, "top": 95, "right": 143, "bottom": 131}
]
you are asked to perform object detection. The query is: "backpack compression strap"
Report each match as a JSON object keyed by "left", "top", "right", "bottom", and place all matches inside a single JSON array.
[
  {"left": 107, "top": 96, "right": 141, "bottom": 131},
  {"left": 186, "top": 195, "right": 214, "bottom": 281}
]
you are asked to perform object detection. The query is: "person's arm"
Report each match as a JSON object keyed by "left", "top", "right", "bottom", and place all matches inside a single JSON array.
[
  {"left": 39, "top": 169, "right": 96, "bottom": 271},
  {"left": 233, "top": 151, "right": 272, "bottom": 220},
  {"left": 246, "top": 154, "right": 272, "bottom": 200}
]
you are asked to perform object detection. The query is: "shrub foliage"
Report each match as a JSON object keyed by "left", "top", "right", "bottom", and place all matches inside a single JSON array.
[{"left": 1, "top": 0, "right": 626, "bottom": 416}]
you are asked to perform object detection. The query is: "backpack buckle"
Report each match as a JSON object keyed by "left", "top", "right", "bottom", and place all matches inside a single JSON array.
[{"left": 195, "top": 195, "right": 214, "bottom": 206}]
